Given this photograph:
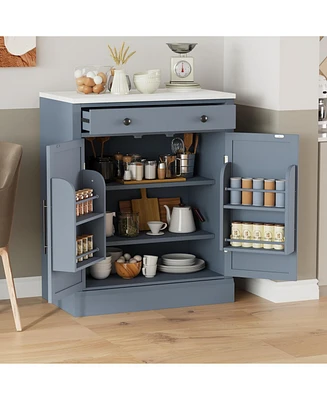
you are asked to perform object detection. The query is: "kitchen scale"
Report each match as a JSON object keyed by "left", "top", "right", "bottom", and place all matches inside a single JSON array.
[{"left": 165, "top": 43, "right": 201, "bottom": 91}]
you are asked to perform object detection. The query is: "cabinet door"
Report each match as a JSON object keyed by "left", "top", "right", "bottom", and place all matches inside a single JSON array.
[
  {"left": 46, "top": 139, "right": 85, "bottom": 302},
  {"left": 221, "top": 132, "right": 298, "bottom": 280}
]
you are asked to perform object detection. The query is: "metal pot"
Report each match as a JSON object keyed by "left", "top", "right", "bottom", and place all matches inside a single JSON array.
[{"left": 89, "top": 156, "right": 115, "bottom": 182}]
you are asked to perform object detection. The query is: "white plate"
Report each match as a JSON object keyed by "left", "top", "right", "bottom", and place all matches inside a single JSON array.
[
  {"left": 161, "top": 253, "right": 196, "bottom": 266},
  {"left": 146, "top": 232, "right": 164, "bottom": 236},
  {"left": 158, "top": 258, "right": 205, "bottom": 273}
]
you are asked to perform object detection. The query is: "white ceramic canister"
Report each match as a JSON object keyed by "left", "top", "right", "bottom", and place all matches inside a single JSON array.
[
  {"left": 273, "top": 224, "right": 285, "bottom": 250},
  {"left": 230, "top": 221, "right": 242, "bottom": 247},
  {"left": 241, "top": 222, "right": 253, "bottom": 248},
  {"left": 252, "top": 223, "right": 264, "bottom": 249},
  {"left": 263, "top": 223, "right": 274, "bottom": 249}
]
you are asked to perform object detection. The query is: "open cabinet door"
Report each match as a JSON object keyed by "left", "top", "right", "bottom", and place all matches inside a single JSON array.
[
  {"left": 46, "top": 139, "right": 85, "bottom": 303},
  {"left": 220, "top": 132, "right": 298, "bottom": 281}
]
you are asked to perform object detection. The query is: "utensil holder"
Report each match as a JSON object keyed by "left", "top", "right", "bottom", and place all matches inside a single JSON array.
[{"left": 177, "top": 153, "right": 195, "bottom": 178}]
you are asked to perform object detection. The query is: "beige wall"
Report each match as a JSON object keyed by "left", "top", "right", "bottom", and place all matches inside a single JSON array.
[
  {"left": 0, "top": 109, "right": 40, "bottom": 279},
  {"left": 237, "top": 105, "right": 318, "bottom": 280}
]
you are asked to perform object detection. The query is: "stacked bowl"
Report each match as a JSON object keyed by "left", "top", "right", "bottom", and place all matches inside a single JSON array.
[
  {"left": 90, "top": 255, "right": 112, "bottom": 279},
  {"left": 133, "top": 69, "right": 161, "bottom": 94}
]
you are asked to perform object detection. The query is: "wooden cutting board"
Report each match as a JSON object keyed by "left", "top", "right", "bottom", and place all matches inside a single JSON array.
[
  {"left": 131, "top": 188, "right": 160, "bottom": 231},
  {"left": 158, "top": 197, "right": 181, "bottom": 224}
]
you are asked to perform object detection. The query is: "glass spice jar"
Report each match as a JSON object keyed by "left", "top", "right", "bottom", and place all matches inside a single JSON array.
[
  {"left": 76, "top": 191, "right": 80, "bottom": 217},
  {"left": 118, "top": 212, "right": 139, "bottom": 237},
  {"left": 83, "top": 190, "right": 89, "bottom": 214},
  {"left": 77, "top": 190, "right": 84, "bottom": 216}
]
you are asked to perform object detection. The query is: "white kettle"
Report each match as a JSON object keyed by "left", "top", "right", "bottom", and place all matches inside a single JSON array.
[{"left": 163, "top": 205, "right": 196, "bottom": 233}]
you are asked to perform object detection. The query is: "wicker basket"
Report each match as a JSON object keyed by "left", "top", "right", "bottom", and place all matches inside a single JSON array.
[{"left": 115, "top": 261, "right": 142, "bottom": 279}]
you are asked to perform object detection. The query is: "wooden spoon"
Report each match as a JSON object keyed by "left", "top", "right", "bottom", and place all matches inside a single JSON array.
[
  {"left": 193, "top": 134, "right": 199, "bottom": 154},
  {"left": 86, "top": 137, "right": 96, "bottom": 158},
  {"left": 97, "top": 137, "right": 110, "bottom": 158},
  {"left": 183, "top": 133, "right": 193, "bottom": 154}
]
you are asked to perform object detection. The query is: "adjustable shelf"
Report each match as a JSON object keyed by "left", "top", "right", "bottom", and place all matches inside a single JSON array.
[
  {"left": 106, "top": 230, "right": 215, "bottom": 246},
  {"left": 223, "top": 238, "right": 286, "bottom": 255},
  {"left": 106, "top": 176, "right": 215, "bottom": 191},
  {"left": 76, "top": 212, "right": 104, "bottom": 226},
  {"left": 223, "top": 204, "right": 285, "bottom": 212}
]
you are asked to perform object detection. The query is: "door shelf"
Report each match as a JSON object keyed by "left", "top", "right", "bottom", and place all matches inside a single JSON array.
[
  {"left": 106, "top": 176, "right": 215, "bottom": 191},
  {"left": 76, "top": 212, "right": 104, "bottom": 226},
  {"left": 225, "top": 188, "right": 285, "bottom": 193},
  {"left": 224, "top": 204, "right": 285, "bottom": 212},
  {"left": 106, "top": 230, "right": 215, "bottom": 246},
  {"left": 223, "top": 246, "right": 286, "bottom": 255},
  {"left": 51, "top": 169, "right": 106, "bottom": 273}
]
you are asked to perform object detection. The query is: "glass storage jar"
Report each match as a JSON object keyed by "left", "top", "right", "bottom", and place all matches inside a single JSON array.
[
  {"left": 118, "top": 212, "right": 139, "bottom": 237},
  {"left": 74, "top": 65, "right": 112, "bottom": 94}
]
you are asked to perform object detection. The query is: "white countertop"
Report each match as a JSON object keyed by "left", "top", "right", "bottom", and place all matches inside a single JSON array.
[{"left": 39, "top": 88, "right": 236, "bottom": 104}]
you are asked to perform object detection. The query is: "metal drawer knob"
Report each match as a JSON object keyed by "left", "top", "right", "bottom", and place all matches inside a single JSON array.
[
  {"left": 123, "top": 118, "right": 132, "bottom": 126},
  {"left": 200, "top": 115, "right": 208, "bottom": 123}
]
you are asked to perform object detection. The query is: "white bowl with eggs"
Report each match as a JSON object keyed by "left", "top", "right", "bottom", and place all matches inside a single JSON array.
[{"left": 74, "top": 65, "right": 113, "bottom": 95}]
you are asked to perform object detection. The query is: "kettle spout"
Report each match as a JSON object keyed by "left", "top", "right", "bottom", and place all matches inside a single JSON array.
[{"left": 163, "top": 205, "right": 171, "bottom": 225}]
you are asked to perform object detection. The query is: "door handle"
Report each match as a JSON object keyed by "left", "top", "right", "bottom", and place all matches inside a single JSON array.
[
  {"left": 123, "top": 118, "right": 132, "bottom": 126},
  {"left": 200, "top": 115, "right": 208, "bottom": 123},
  {"left": 42, "top": 200, "right": 47, "bottom": 254}
]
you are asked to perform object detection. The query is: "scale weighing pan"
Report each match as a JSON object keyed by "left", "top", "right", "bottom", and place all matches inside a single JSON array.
[{"left": 167, "top": 43, "right": 197, "bottom": 54}]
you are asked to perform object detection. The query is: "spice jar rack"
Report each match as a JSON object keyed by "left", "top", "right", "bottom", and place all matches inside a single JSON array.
[
  {"left": 51, "top": 169, "right": 106, "bottom": 272},
  {"left": 219, "top": 162, "right": 296, "bottom": 256}
]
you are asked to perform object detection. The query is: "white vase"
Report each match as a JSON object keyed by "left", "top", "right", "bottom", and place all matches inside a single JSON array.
[{"left": 111, "top": 69, "right": 130, "bottom": 95}]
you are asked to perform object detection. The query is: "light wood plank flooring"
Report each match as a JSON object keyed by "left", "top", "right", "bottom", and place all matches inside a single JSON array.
[{"left": 0, "top": 290, "right": 326, "bottom": 363}]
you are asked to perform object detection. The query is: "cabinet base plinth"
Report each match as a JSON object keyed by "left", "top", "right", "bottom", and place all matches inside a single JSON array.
[{"left": 56, "top": 277, "right": 235, "bottom": 317}]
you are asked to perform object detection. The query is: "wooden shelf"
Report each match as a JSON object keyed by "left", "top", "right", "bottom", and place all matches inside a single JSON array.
[
  {"left": 106, "top": 176, "right": 215, "bottom": 191},
  {"left": 106, "top": 230, "right": 215, "bottom": 246},
  {"left": 85, "top": 269, "right": 225, "bottom": 290}
]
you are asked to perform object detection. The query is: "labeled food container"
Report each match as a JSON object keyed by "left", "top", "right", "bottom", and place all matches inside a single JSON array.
[
  {"left": 74, "top": 65, "right": 112, "bottom": 95},
  {"left": 118, "top": 212, "right": 139, "bottom": 237}
]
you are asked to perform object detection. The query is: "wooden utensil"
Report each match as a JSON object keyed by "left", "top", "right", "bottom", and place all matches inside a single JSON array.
[
  {"left": 86, "top": 137, "right": 96, "bottom": 158},
  {"left": 183, "top": 133, "right": 193, "bottom": 154},
  {"left": 193, "top": 133, "right": 199, "bottom": 154},
  {"left": 158, "top": 197, "right": 181, "bottom": 224},
  {"left": 119, "top": 200, "right": 132, "bottom": 214},
  {"left": 131, "top": 188, "right": 160, "bottom": 231},
  {"left": 97, "top": 137, "right": 110, "bottom": 158}
]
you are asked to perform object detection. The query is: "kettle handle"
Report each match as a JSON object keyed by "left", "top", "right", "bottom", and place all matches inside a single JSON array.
[{"left": 163, "top": 205, "right": 171, "bottom": 224}]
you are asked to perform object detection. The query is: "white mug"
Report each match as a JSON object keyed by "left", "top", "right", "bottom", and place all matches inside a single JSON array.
[
  {"left": 147, "top": 221, "right": 167, "bottom": 234},
  {"left": 123, "top": 170, "right": 131, "bottom": 181},
  {"left": 105, "top": 211, "right": 116, "bottom": 237},
  {"left": 142, "top": 264, "right": 157, "bottom": 278},
  {"left": 143, "top": 255, "right": 158, "bottom": 266}
]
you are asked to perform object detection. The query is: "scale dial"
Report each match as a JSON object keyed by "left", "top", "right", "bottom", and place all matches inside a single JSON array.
[{"left": 174, "top": 60, "right": 192, "bottom": 78}]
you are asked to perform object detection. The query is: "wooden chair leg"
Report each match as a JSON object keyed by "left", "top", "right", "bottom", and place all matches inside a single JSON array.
[{"left": 0, "top": 247, "right": 22, "bottom": 331}]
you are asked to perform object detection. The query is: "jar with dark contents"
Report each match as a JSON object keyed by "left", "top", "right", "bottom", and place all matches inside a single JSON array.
[
  {"left": 114, "top": 152, "right": 124, "bottom": 178},
  {"left": 118, "top": 212, "right": 139, "bottom": 237}
]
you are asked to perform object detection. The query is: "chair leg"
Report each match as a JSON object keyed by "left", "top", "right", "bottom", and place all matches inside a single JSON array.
[{"left": 0, "top": 247, "right": 22, "bottom": 331}]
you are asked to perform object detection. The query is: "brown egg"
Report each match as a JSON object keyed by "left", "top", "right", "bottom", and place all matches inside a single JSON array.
[
  {"left": 84, "top": 77, "right": 95, "bottom": 87},
  {"left": 77, "top": 85, "right": 85, "bottom": 93},
  {"left": 76, "top": 77, "right": 85, "bottom": 86},
  {"left": 93, "top": 84, "right": 105, "bottom": 94},
  {"left": 82, "top": 85, "right": 93, "bottom": 94},
  {"left": 97, "top": 72, "right": 107, "bottom": 84}
]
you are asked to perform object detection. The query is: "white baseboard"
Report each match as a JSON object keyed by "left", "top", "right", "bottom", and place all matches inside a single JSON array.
[
  {"left": 0, "top": 276, "right": 42, "bottom": 300},
  {"left": 236, "top": 278, "right": 320, "bottom": 303}
]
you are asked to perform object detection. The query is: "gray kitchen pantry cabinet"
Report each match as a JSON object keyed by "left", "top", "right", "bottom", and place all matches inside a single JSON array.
[{"left": 39, "top": 89, "right": 299, "bottom": 317}]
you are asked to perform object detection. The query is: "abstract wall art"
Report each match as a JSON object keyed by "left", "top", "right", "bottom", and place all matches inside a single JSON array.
[{"left": 0, "top": 36, "right": 36, "bottom": 67}]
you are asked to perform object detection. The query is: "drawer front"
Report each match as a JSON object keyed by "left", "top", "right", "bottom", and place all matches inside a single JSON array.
[{"left": 82, "top": 104, "right": 236, "bottom": 136}]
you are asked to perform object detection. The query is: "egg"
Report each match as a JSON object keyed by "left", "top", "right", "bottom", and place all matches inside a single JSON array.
[
  {"left": 77, "top": 85, "right": 85, "bottom": 93},
  {"left": 82, "top": 85, "right": 93, "bottom": 94},
  {"left": 86, "top": 71, "right": 95, "bottom": 78},
  {"left": 74, "top": 69, "right": 83, "bottom": 78},
  {"left": 117, "top": 257, "right": 125, "bottom": 263},
  {"left": 93, "top": 75, "right": 103, "bottom": 85},
  {"left": 97, "top": 72, "right": 107, "bottom": 84},
  {"left": 134, "top": 255, "right": 142, "bottom": 262},
  {"left": 93, "top": 84, "right": 104, "bottom": 94},
  {"left": 76, "top": 77, "right": 85, "bottom": 86},
  {"left": 93, "top": 70, "right": 98, "bottom": 76},
  {"left": 124, "top": 253, "right": 131, "bottom": 261},
  {"left": 84, "top": 77, "right": 95, "bottom": 87},
  {"left": 129, "top": 258, "right": 137, "bottom": 263}
]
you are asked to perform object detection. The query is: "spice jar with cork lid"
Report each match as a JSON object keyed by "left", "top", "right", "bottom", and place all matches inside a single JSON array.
[{"left": 157, "top": 162, "right": 166, "bottom": 179}]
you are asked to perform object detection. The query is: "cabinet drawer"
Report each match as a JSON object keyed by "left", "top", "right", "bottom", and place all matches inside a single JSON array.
[{"left": 82, "top": 104, "right": 236, "bottom": 136}]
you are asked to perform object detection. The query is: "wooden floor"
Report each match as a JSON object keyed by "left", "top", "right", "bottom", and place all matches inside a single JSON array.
[{"left": 0, "top": 290, "right": 327, "bottom": 363}]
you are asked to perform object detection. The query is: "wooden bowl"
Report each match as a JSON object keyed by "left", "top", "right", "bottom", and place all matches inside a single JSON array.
[{"left": 115, "top": 261, "right": 142, "bottom": 279}]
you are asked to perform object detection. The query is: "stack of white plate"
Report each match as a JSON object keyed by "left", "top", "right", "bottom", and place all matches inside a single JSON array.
[
  {"left": 158, "top": 253, "right": 205, "bottom": 274},
  {"left": 90, "top": 255, "right": 112, "bottom": 279}
]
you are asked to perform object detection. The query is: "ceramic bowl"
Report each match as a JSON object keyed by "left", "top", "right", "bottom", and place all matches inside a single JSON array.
[
  {"left": 133, "top": 78, "right": 160, "bottom": 94},
  {"left": 90, "top": 262, "right": 111, "bottom": 279},
  {"left": 115, "top": 261, "right": 142, "bottom": 279}
]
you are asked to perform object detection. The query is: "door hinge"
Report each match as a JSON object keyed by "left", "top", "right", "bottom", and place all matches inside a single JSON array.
[
  {"left": 224, "top": 155, "right": 229, "bottom": 163},
  {"left": 42, "top": 200, "right": 47, "bottom": 254}
]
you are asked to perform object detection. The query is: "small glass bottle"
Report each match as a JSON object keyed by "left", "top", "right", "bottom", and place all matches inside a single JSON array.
[{"left": 114, "top": 152, "right": 124, "bottom": 179}]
